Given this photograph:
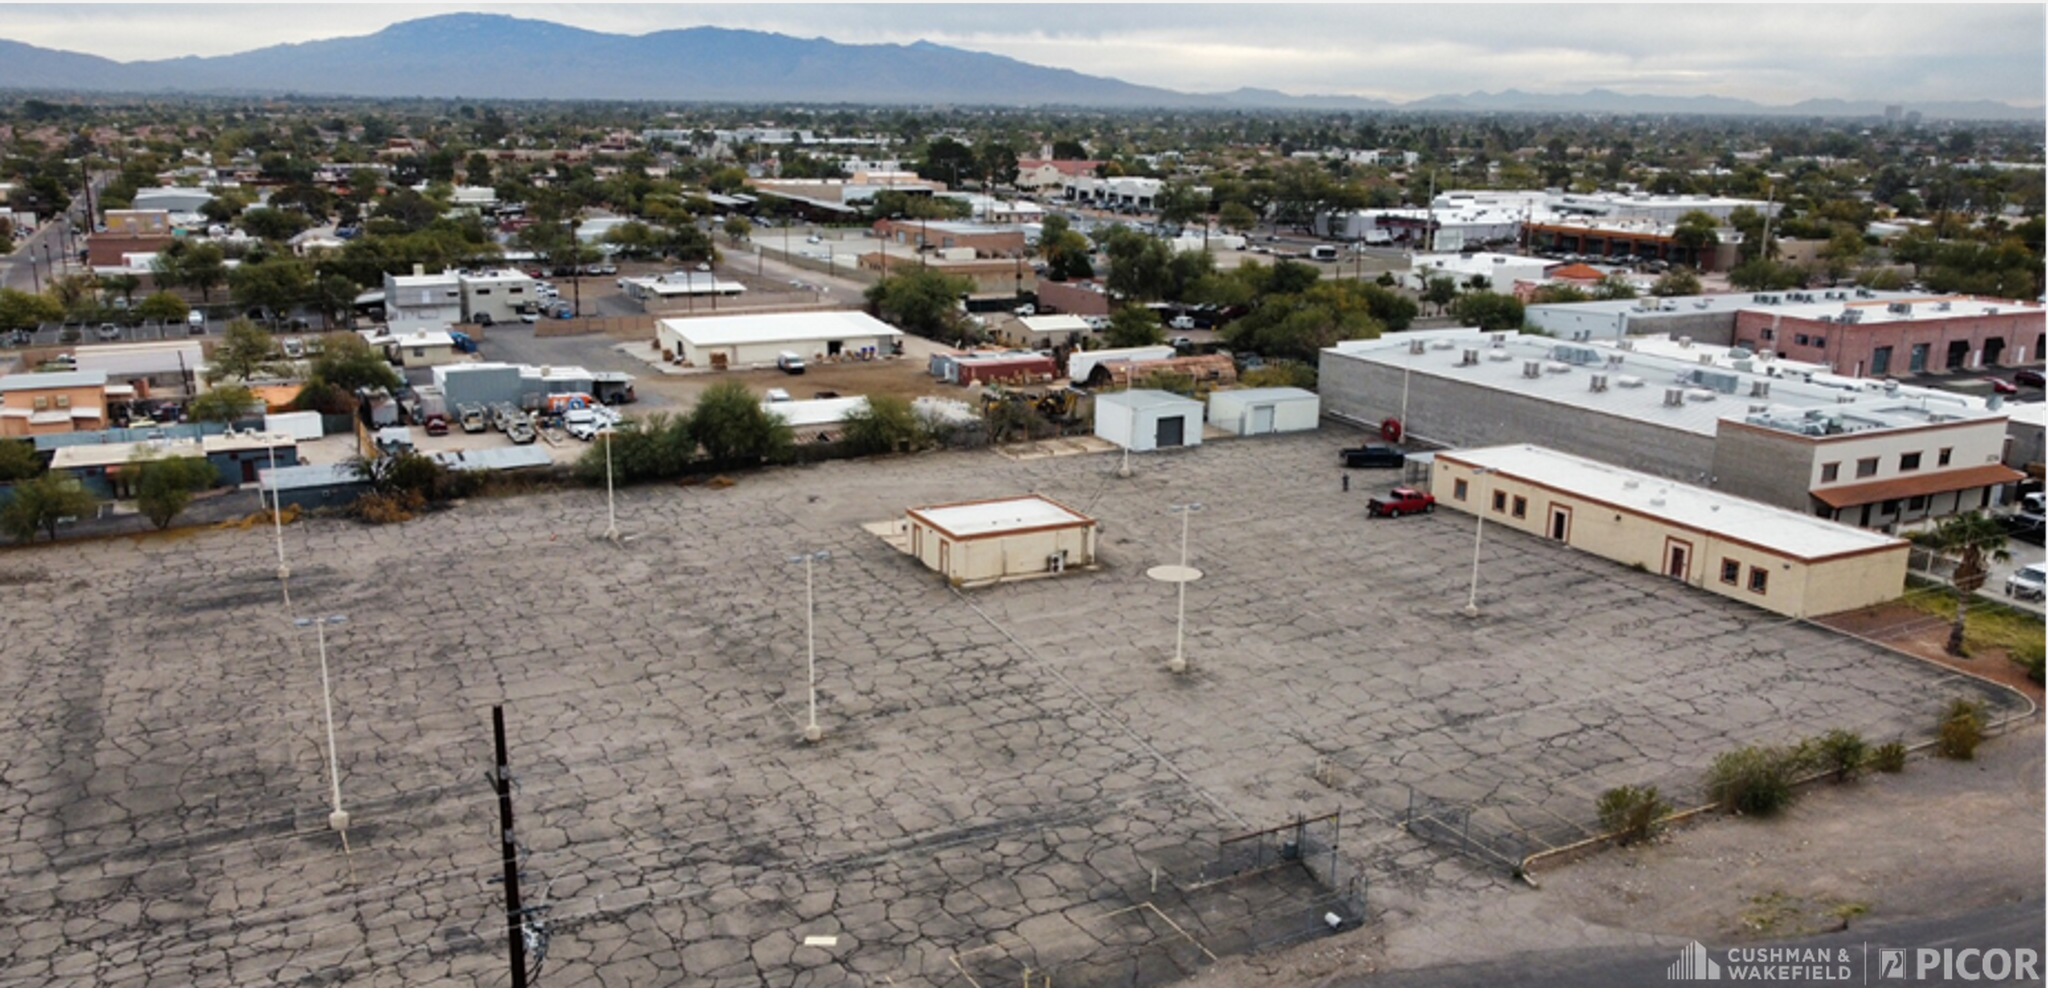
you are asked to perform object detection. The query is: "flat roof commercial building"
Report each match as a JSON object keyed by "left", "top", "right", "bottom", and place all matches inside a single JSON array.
[
  {"left": 656, "top": 311, "right": 903, "bottom": 370},
  {"left": 904, "top": 494, "right": 1098, "bottom": 587},
  {"left": 1432, "top": 445, "right": 1908, "bottom": 618},
  {"left": 1207, "top": 387, "right": 1320, "bottom": 436},
  {"left": 1319, "top": 329, "right": 2023, "bottom": 530},
  {"left": 1095, "top": 390, "right": 1204, "bottom": 451}
]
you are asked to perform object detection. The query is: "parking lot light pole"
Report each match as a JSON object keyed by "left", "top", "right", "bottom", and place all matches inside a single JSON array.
[
  {"left": 1168, "top": 503, "right": 1205, "bottom": 674},
  {"left": 601, "top": 427, "right": 618, "bottom": 542},
  {"left": 788, "top": 550, "right": 831, "bottom": 742},
  {"left": 294, "top": 614, "right": 351, "bottom": 837},
  {"left": 1465, "top": 468, "right": 1497, "bottom": 618}
]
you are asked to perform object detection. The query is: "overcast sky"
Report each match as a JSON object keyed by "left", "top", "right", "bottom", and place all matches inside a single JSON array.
[{"left": 5, "top": 4, "right": 2043, "bottom": 106}]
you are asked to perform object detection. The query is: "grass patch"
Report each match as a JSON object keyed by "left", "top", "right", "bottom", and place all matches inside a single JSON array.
[{"left": 1899, "top": 579, "right": 2043, "bottom": 656}]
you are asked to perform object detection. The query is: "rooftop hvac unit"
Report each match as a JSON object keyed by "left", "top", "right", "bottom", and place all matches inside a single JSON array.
[
  {"left": 1590, "top": 373, "right": 1609, "bottom": 392},
  {"left": 1856, "top": 288, "right": 1874, "bottom": 298},
  {"left": 1987, "top": 307, "right": 2000, "bottom": 315},
  {"left": 1618, "top": 339, "right": 1636, "bottom": 351},
  {"left": 1409, "top": 338, "right": 1427, "bottom": 355},
  {"left": 1544, "top": 361, "right": 1571, "bottom": 374},
  {"left": 1487, "top": 350, "right": 1514, "bottom": 361},
  {"left": 1460, "top": 349, "right": 1479, "bottom": 365},
  {"left": 1606, "top": 353, "right": 1625, "bottom": 366},
  {"left": 1732, "top": 359, "right": 1755, "bottom": 373},
  {"left": 1523, "top": 360, "right": 1542, "bottom": 378},
  {"left": 1678, "top": 335, "right": 1693, "bottom": 348},
  {"left": 1429, "top": 338, "right": 1457, "bottom": 350},
  {"left": 1687, "top": 389, "right": 1716, "bottom": 402},
  {"left": 1760, "top": 348, "right": 1775, "bottom": 360},
  {"left": 1838, "top": 394, "right": 1855, "bottom": 404},
  {"left": 1615, "top": 375, "right": 1645, "bottom": 388},
  {"left": 1663, "top": 387, "right": 1685, "bottom": 407},
  {"left": 1750, "top": 381, "right": 1771, "bottom": 398},
  {"left": 1884, "top": 379, "right": 1900, "bottom": 395},
  {"left": 1748, "top": 403, "right": 1769, "bottom": 414},
  {"left": 1887, "top": 302, "right": 1911, "bottom": 314},
  {"left": 1490, "top": 333, "right": 1507, "bottom": 348},
  {"left": 1694, "top": 299, "right": 1712, "bottom": 309}
]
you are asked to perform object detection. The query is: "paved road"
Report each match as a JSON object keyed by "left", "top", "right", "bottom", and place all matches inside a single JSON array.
[
  {"left": 1344, "top": 897, "right": 2046, "bottom": 987},
  {"left": 1, "top": 215, "right": 75, "bottom": 293}
]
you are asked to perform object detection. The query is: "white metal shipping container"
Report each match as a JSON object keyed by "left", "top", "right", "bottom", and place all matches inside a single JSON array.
[
  {"left": 1207, "top": 387, "right": 1321, "bottom": 436},
  {"left": 1094, "top": 390, "right": 1204, "bottom": 452}
]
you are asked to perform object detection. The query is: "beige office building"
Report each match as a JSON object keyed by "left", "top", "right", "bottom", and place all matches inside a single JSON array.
[
  {"left": 1432, "top": 445, "right": 1909, "bottom": 618},
  {"left": 904, "top": 495, "right": 1098, "bottom": 587}
]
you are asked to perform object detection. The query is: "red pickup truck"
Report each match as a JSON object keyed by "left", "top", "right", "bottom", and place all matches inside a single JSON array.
[{"left": 1367, "top": 487, "right": 1436, "bottom": 518}]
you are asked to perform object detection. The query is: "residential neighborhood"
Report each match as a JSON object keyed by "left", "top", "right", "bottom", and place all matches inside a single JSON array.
[{"left": 0, "top": 8, "right": 2043, "bottom": 988}]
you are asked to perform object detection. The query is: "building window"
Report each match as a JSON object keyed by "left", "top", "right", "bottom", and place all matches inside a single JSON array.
[
  {"left": 1812, "top": 336, "right": 1826, "bottom": 348},
  {"left": 1492, "top": 490, "right": 1507, "bottom": 513},
  {"left": 1899, "top": 452, "right": 1922, "bottom": 472},
  {"left": 54, "top": 394, "right": 69, "bottom": 408},
  {"left": 1721, "top": 558, "right": 1741, "bottom": 585},
  {"left": 1821, "top": 462, "right": 1840, "bottom": 483},
  {"left": 1938, "top": 447, "right": 1952, "bottom": 467},
  {"left": 1871, "top": 346, "right": 1892, "bottom": 375},
  {"left": 1881, "top": 498, "right": 1900, "bottom": 515},
  {"left": 1748, "top": 567, "right": 1769, "bottom": 594},
  {"left": 1761, "top": 328, "right": 1775, "bottom": 341},
  {"left": 1907, "top": 494, "right": 1928, "bottom": 512},
  {"left": 1856, "top": 457, "right": 1879, "bottom": 478},
  {"left": 1511, "top": 496, "right": 1528, "bottom": 519},
  {"left": 1453, "top": 479, "right": 1469, "bottom": 501},
  {"left": 1794, "top": 333, "right": 1810, "bottom": 346},
  {"left": 475, "top": 287, "right": 492, "bottom": 295},
  {"left": 32, "top": 396, "right": 47, "bottom": 410}
]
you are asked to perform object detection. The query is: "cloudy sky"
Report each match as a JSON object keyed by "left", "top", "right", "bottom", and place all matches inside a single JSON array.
[{"left": 4, "top": 4, "right": 2043, "bottom": 106}]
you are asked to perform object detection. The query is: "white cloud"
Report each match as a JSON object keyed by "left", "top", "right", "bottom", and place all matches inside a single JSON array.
[{"left": 1, "top": 3, "right": 2040, "bottom": 105}]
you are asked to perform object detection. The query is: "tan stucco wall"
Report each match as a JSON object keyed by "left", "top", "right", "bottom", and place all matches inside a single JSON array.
[{"left": 909, "top": 522, "right": 1097, "bottom": 584}]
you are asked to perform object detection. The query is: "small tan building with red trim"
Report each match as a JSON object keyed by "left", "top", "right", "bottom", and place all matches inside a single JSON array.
[
  {"left": 1432, "top": 444, "right": 1908, "bottom": 618},
  {"left": 904, "top": 494, "right": 1098, "bottom": 586}
]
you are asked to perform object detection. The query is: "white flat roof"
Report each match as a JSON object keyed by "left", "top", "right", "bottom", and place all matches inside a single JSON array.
[
  {"left": 909, "top": 494, "right": 1094, "bottom": 539},
  {"left": 1095, "top": 389, "right": 1203, "bottom": 413},
  {"left": 659, "top": 311, "right": 903, "bottom": 348},
  {"left": 1326, "top": 329, "right": 2005, "bottom": 439},
  {"left": 763, "top": 396, "right": 868, "bottom": 428},
  {"left": 0, "top": 370, "right": 107, "bottom": 392},
  {"left": 1017, "top": 315, "right": 1092, "bottom": 334},
  {"left": 1440, "top": 444, "right": 1906, "bottom": 561}
]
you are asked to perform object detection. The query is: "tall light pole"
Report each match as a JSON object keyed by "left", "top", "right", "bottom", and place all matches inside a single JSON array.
[
  {"left": 1147, "top": 503, "right": 1205, "bottom": 674},
  {"left": 1464, "top": 468, "right": 1497, "bottom": 618},
  {"left": 600, "top": 426, "right": 618, "bottom": 542},
  {"left": 787, "top": 550, "right": 831, "bottom": 742},
  {"left": 295, "top": 614, "right": 351, "bottom": 838}
]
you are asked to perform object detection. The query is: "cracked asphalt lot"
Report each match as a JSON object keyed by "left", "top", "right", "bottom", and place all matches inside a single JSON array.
[{"left": 0, "top": 429, "right": 2020, "bottom": 987}]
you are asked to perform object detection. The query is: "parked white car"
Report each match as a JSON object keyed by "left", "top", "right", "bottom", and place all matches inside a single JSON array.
[
  {"left": 2006, "top": 563, "right": 2046, "bottom": 602},
  {"left": 563, "top": 408, "right": 599, "bottom": 441}
]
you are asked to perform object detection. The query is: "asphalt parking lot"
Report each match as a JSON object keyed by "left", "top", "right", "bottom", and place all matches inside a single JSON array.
[{"left": 0, "top": 429, "right": 2023, "bottom": 988}]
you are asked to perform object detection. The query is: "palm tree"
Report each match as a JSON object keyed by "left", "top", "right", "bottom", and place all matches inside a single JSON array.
[{"left": 1909, "top": 512, "right": 2012, "bottom": 657}]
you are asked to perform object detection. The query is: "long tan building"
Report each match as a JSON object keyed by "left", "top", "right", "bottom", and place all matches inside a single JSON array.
[{"left": 1432, "top": 445, "right": 1909, "bottom": 618}]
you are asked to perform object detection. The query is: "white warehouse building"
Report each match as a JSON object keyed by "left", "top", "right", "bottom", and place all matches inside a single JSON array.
[
  {"left": 1207, "top": 387, "right": 1320, "bottom": 436},
  {"left": 1094, "top": 390, "right": 1205, "bottom": 451},
  {"left": 655, "top": 311, "right": 904, "bottom": 369}
]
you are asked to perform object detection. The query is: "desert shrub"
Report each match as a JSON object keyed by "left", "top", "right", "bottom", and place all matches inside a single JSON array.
[
  {"left": 1596, "top": 785, "right": 1671, "bottom": 845},
  {"left": 353, "top": 489, "right": 425, "bottom": 525},
  {"left": 1870, "top": 742, "right": 1908, "bottom": 773},
  {"left": 1811, "top": 729, "right": 1868, "bottom": 782},
  {"left": 1704, "top": 744, "right": 1799, "bottom": 816},
  {"left": 1936, "top": 699, "right": 1985, "bottom": 760}
]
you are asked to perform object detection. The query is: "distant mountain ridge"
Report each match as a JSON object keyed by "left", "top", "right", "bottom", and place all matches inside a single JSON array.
[{"left": 0, "top": 13, "right": 2036, "bottom": 121}]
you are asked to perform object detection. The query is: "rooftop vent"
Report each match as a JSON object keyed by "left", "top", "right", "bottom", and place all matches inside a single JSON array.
[
  {"left": 1409, "top": 338, "right": 1427, "bottom": 355},
  {"left": 1523, "top": 360, "right": 1543, "bottom": 379},
  {"left": 1487, "top": 350, "right": 1514, "bottom": 362},
  {"left": 1679, "top": 335, "right": 1693, "bottom": 348},
  {"left": 1663, "top": 387, "right": 1685, "bottom": 407},
  {"left": 1686, "top": 389, "right": 1717, "bottom": 402},
  {"left": 1614, "top": 375, "right": 1645, "bottom": 388},
  {"left": 1544, "top": 361, "right": 1571, "bottom": 374}
]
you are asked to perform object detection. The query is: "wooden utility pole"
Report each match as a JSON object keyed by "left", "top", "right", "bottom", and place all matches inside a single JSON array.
[{"left": 493, "top": 706, "right": 528, "bottom": 988}]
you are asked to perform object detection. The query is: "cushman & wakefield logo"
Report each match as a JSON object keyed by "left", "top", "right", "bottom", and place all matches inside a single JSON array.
[{"left": 1669, "top": 941, "right": 2043, "bottom": 982}]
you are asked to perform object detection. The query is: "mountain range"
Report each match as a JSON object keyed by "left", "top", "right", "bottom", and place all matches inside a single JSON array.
[{"left": 0, "top": 13, "right": 2036, "bottom": 121}]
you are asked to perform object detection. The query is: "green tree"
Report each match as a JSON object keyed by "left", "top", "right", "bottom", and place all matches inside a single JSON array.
[
  {"left": 839, "top": 394, "right": 930, "bottom": 455},
  {"left": 131, "top": 454, "right": 217, "bottom": 530},
  {"left": 1104, "top": 305, "right": 1166, "bottom": 348},
  {"left": 134, "top": 291, "right": 191, "bottom": 326},
  {"left": 1672, "top": 210, "right": 1721, "bottom": 263},
  {"left": 1909, "top": 512, "right": 2013, "bottom": 656},
  {"left": 1035, "top": 214, "right": 1095, "bottom": 282},
  {"left": 1450, "top": 291, "right": 1526, "bottom": 331},
  {"left": 0, "top": 471, "right": 98, "bottom": 543},
  {"left": 240, "top": 207, "right": 312, "bottom": 242},
  {"left": 1592, "top": 274, "right": 1639, "bottom": 301},
  {"left": 689, "top": 380, "right": 793, "bottom": 467},
  {"left": 0, "top": 288, "right": 63, "bottom": 332},
  {"left": 1650, "top": 268, "right": 1704, "bottom": 297},
  {"left": 1217, "top": 201, "right": 1258, "bottom": 234},
  {"left": 866, "top": 268, "right": 975, "bottom": 344},
  {"left": 209, "top": 319, "right": 280, "bottom": 383},
  {"left": 229, "top": 256, "right": 313, "bottom": 322},
  {"left": 153, "top": 241, "right": 228, "bottom": 302},
  {"left": 722, "top": 215, "right": 752, "bottom": 244},
  {"left": 1421, "top": 276, "right": 1460, "bottom": 315},
  {"left": 1154, "top": 180, "right": 1209, "bottom": 229},
  {"left": 573, "top": 411, "right": 695, "bottom": 484},
  {"left": 100, "top": 273, "right": 142, "bottom": 309},
  {"left": 188, "top": 383, "right": 259, "bottom": 424},
  {"left": 0, "top": 439, "right": 40, "bottom": 481},
  {"left": 308, "top": 332, "right": 402, "bottom": 394},
  {"left": 1728, "top": 257, "right": 1806, "bottom": 291}
]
